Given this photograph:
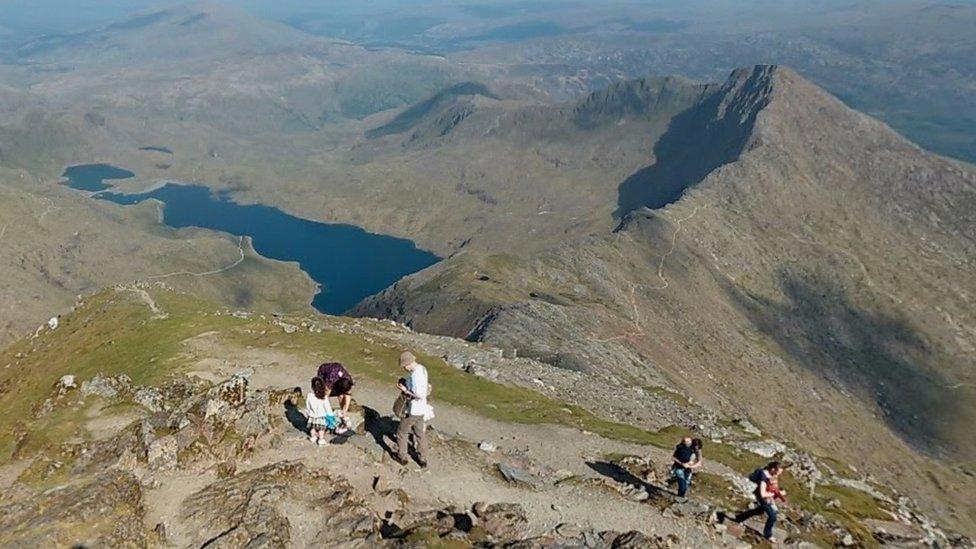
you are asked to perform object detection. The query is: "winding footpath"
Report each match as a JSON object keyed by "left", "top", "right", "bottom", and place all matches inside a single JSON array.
[
  {"left": 145, "top": 236, "right": 246, "bottom": 280},
  {"left": 594, "top": 207, "right": 700, "bottom": 344},
  {"left": 647, "top": 206, "right": 700, "bottom": 291}
]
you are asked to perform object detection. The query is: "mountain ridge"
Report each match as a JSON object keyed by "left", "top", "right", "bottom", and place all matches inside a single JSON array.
[{"left": 352, "top": 64, "right": 976, "bottom": 534}]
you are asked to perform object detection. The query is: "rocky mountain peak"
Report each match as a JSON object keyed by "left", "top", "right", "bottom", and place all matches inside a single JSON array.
[{"left": 715, "top": 64, "right": 779, "bottom": 122}]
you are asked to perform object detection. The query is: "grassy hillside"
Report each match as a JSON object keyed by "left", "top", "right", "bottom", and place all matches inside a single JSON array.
[{"left": 0, "top": 285, "right": 903, "bottom": 545}]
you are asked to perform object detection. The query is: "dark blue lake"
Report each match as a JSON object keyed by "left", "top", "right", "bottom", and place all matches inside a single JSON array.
[
  {"left": 62, "top": 164, "right": 440, "bottom": 314},
  {"left": 62, "top": 163, "right": 136, "bottom": 192}
]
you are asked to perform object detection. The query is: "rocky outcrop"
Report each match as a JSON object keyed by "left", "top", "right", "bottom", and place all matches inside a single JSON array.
[
  {"left": 0, "top": 469, "right": 148, "bottom": 547},
  {"left": 181, "top": 461, "right": 378, "bottom": 548}
]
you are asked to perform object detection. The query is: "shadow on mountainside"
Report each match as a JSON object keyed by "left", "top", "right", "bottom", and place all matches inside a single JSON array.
[
  {"left": 726, "top": 270, "right": 965, "bottom": 457},
  {"left": 614, "top": 70, "right": 768, "bottom": 219}
]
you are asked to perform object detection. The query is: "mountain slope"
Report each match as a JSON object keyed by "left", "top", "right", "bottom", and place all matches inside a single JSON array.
[
  {"left": 353, "top": 65, "right": 976, "bottom": 534},
  {"left": 0, "top": 169, "right": 315, "bottom": 345},
  {"left": 366, "top": 81, "right": 500, "bottom": 139},
  {"left": 317, "top": 76, "right": 715, "bottom": 255},
  {"left": 0, "top": 285, "right": 965, "bottom": 546}
]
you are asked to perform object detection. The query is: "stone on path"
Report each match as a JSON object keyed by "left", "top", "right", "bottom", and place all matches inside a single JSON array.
[{"left": 498, "top": 461, "right": 543, "bottom": 488}]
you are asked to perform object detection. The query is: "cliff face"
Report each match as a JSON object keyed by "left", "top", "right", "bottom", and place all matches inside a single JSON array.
[{"left": 353, "top": 66, "right": 976, "bottom": 533}]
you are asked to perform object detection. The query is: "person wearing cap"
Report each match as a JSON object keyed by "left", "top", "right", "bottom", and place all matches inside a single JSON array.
[{"left": 395, "top": 351, "right": 430, "bottom": 467}]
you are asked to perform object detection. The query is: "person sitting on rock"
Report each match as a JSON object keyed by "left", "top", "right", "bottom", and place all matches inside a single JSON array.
[
  {"left": 671, "top": 436, "right": 697, "bottom": 497},
  {"left": 733, "top": 461, "right": 787, "bottom": 543},
  {"left": 305, "top": 377, "right": 338, "bottom": 446},
  {"left": 316, "top": 361, "right": 354, "bottom": 433}
]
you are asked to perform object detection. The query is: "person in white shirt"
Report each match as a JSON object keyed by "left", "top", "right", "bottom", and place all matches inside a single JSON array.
[
  {"left": 395, "top": 351, "right": 430, "bottom": 467},
  {"left": 305, "top": 377, "right": 336, "bottom": 446}
]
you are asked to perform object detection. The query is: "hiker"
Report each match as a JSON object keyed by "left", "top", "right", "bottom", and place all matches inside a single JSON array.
[
  {"left": 671, "top": 436, "right": 698, "bottom": 497},
  {"left": 394, "top": 351, "right": 430, "bottom": 467},
  {"left": 305, "top": 377, "right": 337, "bottom": 445},
  {"left": 315, "top": 361, "right": 354, "bottom": 431},
  {"left": 733, "top": 461, "right": 786, "bottom": 543}
]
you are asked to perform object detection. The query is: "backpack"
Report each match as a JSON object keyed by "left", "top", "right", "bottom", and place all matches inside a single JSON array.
[
  {"left": 393, "top": 392, "right": 409, "bottom": 419},
  {"left": 748, "top": 468, "right": 767, "bottom": 485}
]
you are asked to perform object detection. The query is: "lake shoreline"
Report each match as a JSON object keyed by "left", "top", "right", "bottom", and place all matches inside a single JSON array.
[{"left": 62, "top": 164, "right": 440, "bottom": 315}]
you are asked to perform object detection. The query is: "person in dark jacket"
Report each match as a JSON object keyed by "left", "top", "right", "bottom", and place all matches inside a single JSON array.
[
  {"left": 671, "top": 436, "right": 696, "bottom": 497},
  {"left": 733, "top": 461, "right": 787, "bottom": 543},
  {"left": 315, "top": 362, "right": 354, "bottom": 428}
]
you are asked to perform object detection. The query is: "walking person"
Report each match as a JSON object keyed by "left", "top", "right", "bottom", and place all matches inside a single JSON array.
[
  {"left": 316, "top": 361, "right": 355, "bottom": 432},
  {"left": 394, "top": 351, "right": 430, "bottom": 468},
  {"left": 671, "top": 436, "right": 697, "bottom": 497},
  {"left": 733, "top": 461, "right": 786, "bottom": 543}
]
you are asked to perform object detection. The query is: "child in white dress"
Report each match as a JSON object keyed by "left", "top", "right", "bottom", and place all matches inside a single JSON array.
[{"left": 305, "top": 377, "right": 336, "bottom": 445}]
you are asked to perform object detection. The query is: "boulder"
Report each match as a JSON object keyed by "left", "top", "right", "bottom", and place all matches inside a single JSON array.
[
  {"left": 498, "top": 461, "right": 543, "bottom": 488},
  {"left": 472, "top": 502, "right": 528, "bottom": 540},
  {"left": 344, "top": 409, "right": 365, "bottom": 432},
  {"left": 741, "top": 439, "right": 787, "bottom": 458},
  {"left": 133, "top": 386, "right": 166, "bottom": 412},
  {"left": 56, "top": 375, "right": 76, "bottom": 395},
  {"left": 81, "top": 374, "right": 133, "bottom": 400}
]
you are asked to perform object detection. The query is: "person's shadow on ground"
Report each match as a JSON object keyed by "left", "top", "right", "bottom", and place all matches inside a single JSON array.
[
  {"left": 283, "top": 389, "right": 309, "bottom": 436},
  {"left": 361, "top": 406, "right": 397, "bottom": 457},
  {"left": 586, "top": 461, "right": 671, "bottom": 501}
]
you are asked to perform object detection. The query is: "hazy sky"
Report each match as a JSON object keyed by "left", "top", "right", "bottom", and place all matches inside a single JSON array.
[{"left": 0, "top": 0, "right": 883, "bottom": 41}]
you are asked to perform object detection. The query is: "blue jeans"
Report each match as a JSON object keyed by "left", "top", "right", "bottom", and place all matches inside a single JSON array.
[
  {"left": 673, "top": 467, "right": 693, "bottom": 496},
  {"left": 735, "top": 499, "right": 778, "bottom": 539}
]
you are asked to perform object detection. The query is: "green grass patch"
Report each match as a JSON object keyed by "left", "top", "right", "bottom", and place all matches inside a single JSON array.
[
  {"left": 814, "top": 453, "right": 855, "bottom": 476},
  {"left": 643, "top": 385, "right": 692, "bottom": 408},
  {"left": 689, "top": 472, "right": 749, "bottom": 510},
  {"left": 779, "top": 474, "right": 890, "bottom": 547},
  {"left": 0, "top": 289, "right": 249, "bottom": 459},
  {"left": 702, "top": 441, "right": 764, "bottom": 474}
]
